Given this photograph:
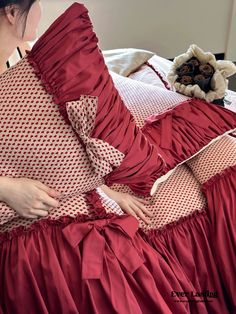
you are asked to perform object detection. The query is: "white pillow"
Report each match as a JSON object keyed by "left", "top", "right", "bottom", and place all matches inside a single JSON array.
[{"left": 102, "top": 48, "right": 155, "bottom": 77}]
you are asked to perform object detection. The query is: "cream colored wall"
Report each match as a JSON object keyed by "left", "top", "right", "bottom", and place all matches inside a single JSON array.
[{"left": 38, "top": 0, "right": 235, "bottom": 60}]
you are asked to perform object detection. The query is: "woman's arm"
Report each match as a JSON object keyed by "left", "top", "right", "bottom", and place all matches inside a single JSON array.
[{"left": 100, "top": 184, "right": 153, "bottom": 225}]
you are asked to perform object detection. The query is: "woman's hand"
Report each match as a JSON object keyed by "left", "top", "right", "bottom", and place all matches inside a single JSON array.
[
  {"left": 100, "top": 185, "right": 153, "bottom": 225},
  {"left": 0, "top": 177, "right": 61, "bottom": 219}
]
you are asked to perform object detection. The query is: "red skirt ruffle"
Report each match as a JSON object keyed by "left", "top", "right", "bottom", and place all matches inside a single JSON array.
[
  {"left": 0, "top": 213, "right": 195, "bottom": 314},
  {"left": 142, "top": 164, "right": 236, "bottom": 313},
  {"left": 201, "top": 165, "right": 236, "bottom": 311},
  {"left": 1, "top": 165, "right": 236, "bottom": 313}
]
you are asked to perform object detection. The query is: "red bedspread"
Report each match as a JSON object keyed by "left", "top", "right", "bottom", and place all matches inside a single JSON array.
[{"left": 0, "top": 4, "right": 236, "bottom": 314}]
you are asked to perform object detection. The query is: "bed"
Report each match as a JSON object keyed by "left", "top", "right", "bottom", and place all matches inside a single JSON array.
[
  {"left": 98, "top": 48, "right": 236, "bottom": 230},
  {"left": 97, "top": 49, "right": 236, "bottom": 313},
  {"left": 1, "top": 4, "right": 236, "bottom": 313}
]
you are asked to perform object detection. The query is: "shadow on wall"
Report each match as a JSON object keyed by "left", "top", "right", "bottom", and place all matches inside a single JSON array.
[{"left": 229, "top": 63, "right": 236, "bottom": 92}]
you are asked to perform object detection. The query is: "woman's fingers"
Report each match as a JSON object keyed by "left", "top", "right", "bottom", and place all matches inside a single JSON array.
[
  {"left": 132, "top": 206, "right": 151, "bottom": 224},
  {"left": 103, "top": 190, "right": 154, "bottom": 225},
  {"left": 22, "top": 213, "right": 38, "bottom": 219},
  {"left": 132, "top": 198, "right": 154, "bottom": 217},
  {"left": 30, "top": 209, "right": 49, "bottom": 217},
  {"left": 123, "top": 205, "right": 150, "bottom": 224},
  {"left": 34, "top": 201, "right": 52, "bottom": 212},
  {"left": 133, "top": 196, "right": 150, "bottom": 205},
  {"left": 125, "top": 202, "right": 151, "bottom": 225},
  {"left": 38, "top": 190, "right": 60, "bottom": 208},
  {"left": 35, "top": 181, "right": 61, "bottom": 199}
]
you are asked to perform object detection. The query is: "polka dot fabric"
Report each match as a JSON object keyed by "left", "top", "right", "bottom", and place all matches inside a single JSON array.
[
  {"left": 186, "top": 134, "right": 236, "bottom": 184},
  {"left": 67, "top": 95, "right": 125, "bottom": 177},
  {"left": 0, "top": 193, "right": 88, "bottom": 233},
  {"left": 97, "top": 164, "right": 206, "bottom": 232},
  {"left": 0, "top": 188, "right": 126, "bottom": 233},
  {"left": 110, "top": 71, "right": 189, "bottom": 128},
  {"left": 0, "top": 58, "right": 106, "bottom": 229},
  {"left": 1, "top": 50, "right": 235, "bottom": 235}
]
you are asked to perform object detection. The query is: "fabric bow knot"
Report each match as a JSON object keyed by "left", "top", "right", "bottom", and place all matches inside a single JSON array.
[
  {"left": 66, "top": 95, "right": 125, "bottom": 177},
  {"left": 145, "top": 100, "right": 213, "bottom": 151},
  {"left": 62, "top": 215, "right": 145, "bottom": 280}
]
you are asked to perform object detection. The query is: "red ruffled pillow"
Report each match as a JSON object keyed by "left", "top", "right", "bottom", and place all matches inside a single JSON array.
[
  {"left": 27, "top": 3, "right": 236, "bottom": 195},
  {"left": 1, "top": 2, "right": 236, "bottom": 205},
  {"left": 110, "top": 71, "right": 236, "bottom": 192},
  {"left": 26, "top": 3, "right": 166, "bottom": 196}
]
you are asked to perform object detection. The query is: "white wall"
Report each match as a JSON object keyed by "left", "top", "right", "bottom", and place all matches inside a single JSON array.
[{"left": 38, "top": 0, "right": 235, "bottom": 60}]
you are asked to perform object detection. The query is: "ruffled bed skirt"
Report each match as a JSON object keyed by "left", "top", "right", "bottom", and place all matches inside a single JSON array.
[{"left": 0, "top": 165, "right": 236, "bottom": 314}]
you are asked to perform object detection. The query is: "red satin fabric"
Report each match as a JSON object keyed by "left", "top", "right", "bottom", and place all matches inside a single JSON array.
[
  {"left": 62, "top": 215, "right": 145, "bottom": 280},
  {"left": 1, "top": 165, "right": 236, "bottom": 313},
  {"left": 2, "top": 3, "right": 234, "bottom": 312},
  {"left": 0, "top": 213, "right": 195, "bottom": 314},
  {"left": 26, "top": 2, "right": 236, "bottom": 198},
  {"left": 141, "top": 165, "right": 236, "bottom": 313},
  {"left": 142, "top": 98, "right": 236, "bottom": 172},
  {"left": 26, "top": 2, "right": 165, "bottom": 196},
  {"left": 201, "top": 165, "right": 236, "bottom": 311}
]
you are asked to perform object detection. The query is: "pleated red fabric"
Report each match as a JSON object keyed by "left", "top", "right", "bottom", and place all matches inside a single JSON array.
[
  {"left": 1, "top": 166, "right": 236, "bottom": 313},
  {"left": 26, "top": 2, "right": 165, "bottom": 196},
  {"left": 201, "top": 165, "right": 236, "bottom": 311},
  {"left": 1, "top": 2, "right": 236, "bottom": 313},
  {"left": 0, "top": 209, "right": 202, "bottom": 314},
  {"left": 142, "top": 98, "right": 236, "bottom": 173},
  {"left": 26, "top": 2, "right": 236, "bottom": 198},
  {"left": 139, "top": 165, "right": 236, "bottom": 314}
]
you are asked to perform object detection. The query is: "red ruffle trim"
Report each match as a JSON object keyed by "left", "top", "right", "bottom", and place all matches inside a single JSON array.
[
  {"left": 0, "top": 213, "right": 121, "bottom": 246},
  {"left": 2, "top": 165, "right": 235, "bottom": 245},
  {"left": 0, "top": 205, "right": 208, "bottom": 246},
  {"left": 26, "top": 3, "right": 101, "bottom": 104},
  {"left": 0, "top": 187, "right": 208, "bottom": 245},
  {"left": 0, "top": 188, "right": 111, "bottom": 245},
  {"left": 201, "top": 164, "right": 236, "bottom": 193},
  {"left": 0, "top": 208, "right": 209, "bottom": 248},
  {"left": 26, "top": 2, "right": 166, "bottom": 197},
  {"left": 85, "top": 188, "right": 107, "bottom": 215},
  {"left": 142, "top": 98, "right": 236, "bottom": 173},
  {"left": 26, "top": 3, "right": 92, "bottom": 127},
  {"left": 140, "top": 207, "right": 207, "bottom": 240}
]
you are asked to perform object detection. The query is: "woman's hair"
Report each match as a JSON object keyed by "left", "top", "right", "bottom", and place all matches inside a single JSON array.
[{"left": 0, "top": 0, "right": 36, "bottom": 37}]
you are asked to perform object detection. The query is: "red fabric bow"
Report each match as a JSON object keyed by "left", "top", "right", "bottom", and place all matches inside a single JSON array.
[
  {"left": 145, "top": 100, "right": 214, "bottom": 150},
  {"left": 62, "top": 215, "right": 145, "bottom": 280}
]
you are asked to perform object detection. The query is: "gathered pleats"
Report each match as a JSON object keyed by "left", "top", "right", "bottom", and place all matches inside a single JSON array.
[{"left": 1, "top": 165, "right": 236, "bottom": 313}]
